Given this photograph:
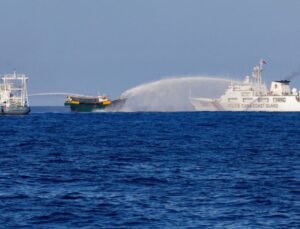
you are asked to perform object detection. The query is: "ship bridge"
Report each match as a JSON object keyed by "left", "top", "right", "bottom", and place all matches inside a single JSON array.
[{"left": 270, "top": 80, "right": 291, "bottom": 96}]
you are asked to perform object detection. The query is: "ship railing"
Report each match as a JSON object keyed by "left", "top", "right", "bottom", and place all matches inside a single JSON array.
[
  {"left": 9, "top": 87, "right": 23, "bottom": 90},
  {"left": 2, "top": 74, "right": 28, "bottom": 79},
  {"left": 8, "top": 100, "right": 23, "bottom": 105}
]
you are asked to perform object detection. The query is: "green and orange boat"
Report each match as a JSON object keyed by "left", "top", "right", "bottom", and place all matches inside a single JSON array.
[{"left": 64, "top": 95, "right": 126, "bottom": 112}]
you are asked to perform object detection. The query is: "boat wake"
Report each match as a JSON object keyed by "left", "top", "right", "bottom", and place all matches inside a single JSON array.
[{"left": 120, "top": 76, "right": 238, "bottom": 112}]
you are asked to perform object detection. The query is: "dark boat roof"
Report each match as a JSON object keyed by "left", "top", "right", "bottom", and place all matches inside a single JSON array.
[{"left": 274, "top": 80, "right": 290, "bottom": 84}]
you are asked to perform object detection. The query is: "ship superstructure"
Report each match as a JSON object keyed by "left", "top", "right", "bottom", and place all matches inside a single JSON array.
[
  {"left": 0, "top": 71, "right": 30, "bottom": 115},
  {"left": 190, "top": 60, "right": 300, "bottom": 112}
]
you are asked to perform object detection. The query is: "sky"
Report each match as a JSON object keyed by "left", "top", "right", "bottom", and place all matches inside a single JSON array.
[{"left": 0, "top": 0, "right": 300, "bottom": 105}]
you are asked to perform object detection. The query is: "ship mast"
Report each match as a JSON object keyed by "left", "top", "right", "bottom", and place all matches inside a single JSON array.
[{"left": 252, "top": 59, "right": 267, "bottom": 95}]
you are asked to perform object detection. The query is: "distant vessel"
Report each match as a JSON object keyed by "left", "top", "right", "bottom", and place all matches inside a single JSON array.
[
  {"left": 190, "top": 60, "right": 300, "bottom": 112},
  {"left": 64, "top": 95, "right": 126, "bottom": 112},
  {"left": 0, "top": 71, "right": 30, "bottom": 115}
]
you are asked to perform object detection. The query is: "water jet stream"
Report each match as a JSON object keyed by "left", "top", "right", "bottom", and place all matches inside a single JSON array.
[{"left": 121, "top": 76, "right": 239, "bottom": 112}]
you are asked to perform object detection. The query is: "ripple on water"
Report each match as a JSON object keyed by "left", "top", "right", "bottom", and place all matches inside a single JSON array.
[{"left": 0, "top": 111, "right": 299, "bottom": 228}]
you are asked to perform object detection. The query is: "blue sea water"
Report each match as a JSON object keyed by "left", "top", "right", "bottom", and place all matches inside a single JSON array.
[{"left": 0, "top": 107, "right": 299, "bottom": 228}]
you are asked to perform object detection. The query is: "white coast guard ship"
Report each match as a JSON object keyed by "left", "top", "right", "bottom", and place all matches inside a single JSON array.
[
  {"left": 0, "top": 71, "right": 30, "bottom": 115},
  {"left": 190, "top": 60, "right": 300, "bottom": 112}
]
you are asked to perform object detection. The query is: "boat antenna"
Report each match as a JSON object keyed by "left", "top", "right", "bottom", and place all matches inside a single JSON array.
[{"left": 245, "top": 59, "right": 267, "bottom": 111}]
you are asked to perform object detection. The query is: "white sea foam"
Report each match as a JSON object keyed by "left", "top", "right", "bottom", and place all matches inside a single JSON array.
[{"left": 121, "top": 76, "right": 238, "bottom": 112}]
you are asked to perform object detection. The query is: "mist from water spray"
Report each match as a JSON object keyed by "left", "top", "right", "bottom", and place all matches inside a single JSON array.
[{"left": 121, "top": 76, "right": 239, "bottom": 112}]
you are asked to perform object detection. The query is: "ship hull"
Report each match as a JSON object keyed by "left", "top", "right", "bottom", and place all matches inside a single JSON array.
[
  {"left": 0, "top": 106, "right": 31, "bottom": 115},
  {"left": 68, "top": 103, "right": 106, "bottom": 112},
  {"left": 190, "top": 98, "right": 224, "bottom": 111},
  {"left": 190, "top": 96, "right": 300, "bottom": 112},
  {"left": 65, "top": 98, "right": 127, "bottom": 112}
]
